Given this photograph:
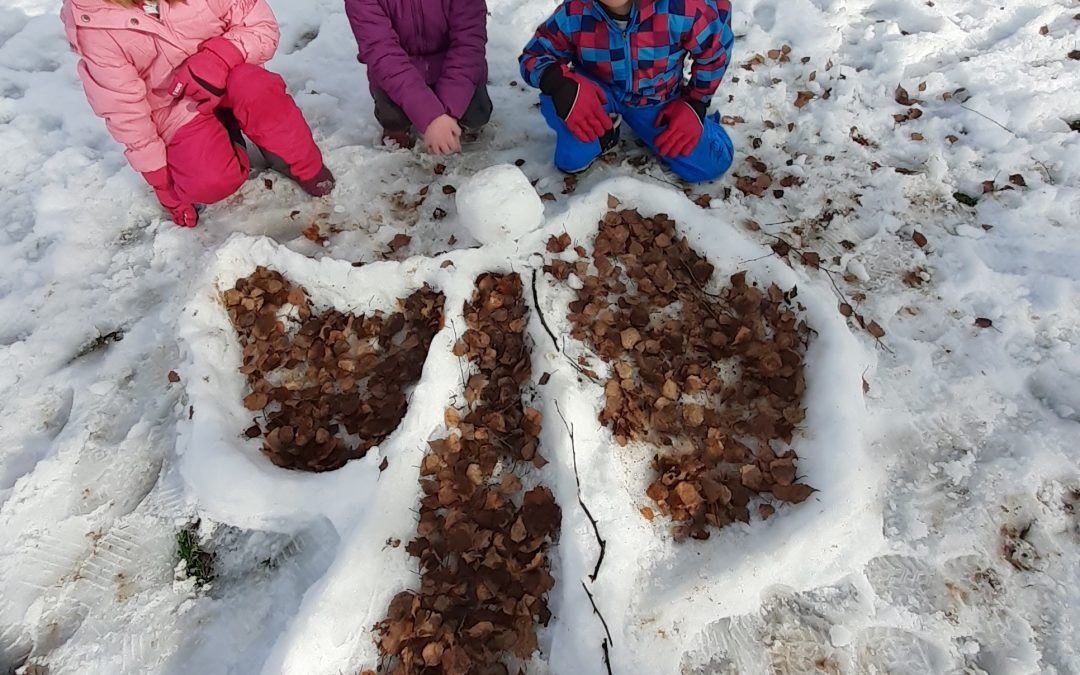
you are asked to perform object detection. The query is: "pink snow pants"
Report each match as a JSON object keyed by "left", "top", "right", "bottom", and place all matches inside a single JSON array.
[{"left": 167, "top": 64, "right": 324, "bottom": 205}]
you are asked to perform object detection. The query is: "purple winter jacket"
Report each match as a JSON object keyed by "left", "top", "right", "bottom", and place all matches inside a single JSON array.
[{"left": 345, "top": 0, "right": 488, "bottom": 133}]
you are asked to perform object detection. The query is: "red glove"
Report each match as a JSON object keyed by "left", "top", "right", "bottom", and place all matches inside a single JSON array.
[
  {"left": 168, "top": 37, "right": 245, "bottom": 114},
  {"left": 540, "top": 63, "right": 613, "bottom": 143},
  {"left": 655, "top": 98, "right": 705, "bottom": 158},
  {"left": 142, "top": 168, "right": 198, "bottom": 227}
]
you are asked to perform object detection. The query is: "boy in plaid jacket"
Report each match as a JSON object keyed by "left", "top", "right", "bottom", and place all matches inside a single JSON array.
[{"left": 520, "top": 0, "right": 734, "bottom": 182}]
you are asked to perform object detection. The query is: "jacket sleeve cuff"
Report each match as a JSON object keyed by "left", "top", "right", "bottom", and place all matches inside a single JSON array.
[
  {"left": 538, "top": 63, "right": 569, "bottom": 96},
  {"left": 203, "top": 36, "right": 247, "bottom": 68},
  {"left": 403, "top": 89, "right": 448, "bottom": 134},
  {"left": 434, "top": 82, "right": 475, "bottom": 120},
  {"left": 125, "top": 139, "right": 168, "bottom": 174}
]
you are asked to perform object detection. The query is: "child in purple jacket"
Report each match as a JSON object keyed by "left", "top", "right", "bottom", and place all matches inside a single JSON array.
[{"left": 346, "top": 0, "right": 491, "bottom": 155}]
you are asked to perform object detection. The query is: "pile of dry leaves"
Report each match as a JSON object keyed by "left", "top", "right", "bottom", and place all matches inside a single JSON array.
[
  {"left": 547, "top": 209, "right": 814, "bottom": 540},
  {"left": 226, "top": 266, "right": 444, "bottom": 471},
  {"left": 373, "top": 273, "right": 560, "bottom": 675}
]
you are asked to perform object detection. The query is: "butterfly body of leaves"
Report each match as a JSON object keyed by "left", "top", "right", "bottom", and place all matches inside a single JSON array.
[{"left": 374, "top": 273, "right": 561, "bottom": 674}]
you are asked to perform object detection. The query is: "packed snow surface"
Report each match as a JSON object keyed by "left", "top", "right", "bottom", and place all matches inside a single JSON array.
[
  {"left": 455, "top": 163, "right": 545, "bottom": 245},
  {"left": 1, "top": 0, "right": 1079, "bottom": 673}
]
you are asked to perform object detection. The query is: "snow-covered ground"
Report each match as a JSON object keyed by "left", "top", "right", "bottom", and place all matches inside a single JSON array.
[{"left": 1, "top": 0, "right": 1078, "bottom": 673}]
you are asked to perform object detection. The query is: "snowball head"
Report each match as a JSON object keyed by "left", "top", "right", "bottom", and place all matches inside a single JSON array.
[{"left": 455, "top": 164, "right": 544, "bottom": 246}]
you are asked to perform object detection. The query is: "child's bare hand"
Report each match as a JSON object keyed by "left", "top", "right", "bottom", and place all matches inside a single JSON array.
[{"left": 423, "top": 115, "right": 462, "bottom": 155}]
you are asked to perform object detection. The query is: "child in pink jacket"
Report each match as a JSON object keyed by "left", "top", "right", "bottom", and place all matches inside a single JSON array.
[{"left": 61, "top": 0, "right": 335, "bottom": 227}]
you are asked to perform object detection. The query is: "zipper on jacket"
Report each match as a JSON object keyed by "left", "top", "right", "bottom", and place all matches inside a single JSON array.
[{"left": 594, "top": 1, "right": 636, "bottom": 96}]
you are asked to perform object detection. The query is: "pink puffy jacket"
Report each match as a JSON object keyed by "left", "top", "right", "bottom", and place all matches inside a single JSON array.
[{"left": 60, "top": 0, "right": 280, "bottom": 173}]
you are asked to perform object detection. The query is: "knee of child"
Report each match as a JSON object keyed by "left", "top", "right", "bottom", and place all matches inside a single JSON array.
[
  {"left": 461, "top": 106, "right": 492, "bottom": 131},
  {"left": 226, "top": 65, "right": 285, "bottom": 104},
  {"left": 669, "top": 155, "right": 731, "bottom": 183}
]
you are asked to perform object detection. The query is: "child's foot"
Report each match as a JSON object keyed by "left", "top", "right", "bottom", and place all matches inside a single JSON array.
[
  {"left": 297, "top": 165, "right": 336, "bottom": 197},
  {"left": 381, "top": 128, "right": 415, "bottom": 150},
  {"left": 255, "top": 145, "right": 334, "bottom": 196}
]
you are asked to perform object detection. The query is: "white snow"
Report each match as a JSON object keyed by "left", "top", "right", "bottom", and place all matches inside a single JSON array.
[{"left": 1, "top": 0, "right": 1079, "bottom": 673}]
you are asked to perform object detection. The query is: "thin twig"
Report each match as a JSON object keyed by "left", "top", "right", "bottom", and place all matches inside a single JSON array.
[
  {"left": 449, "top": 320, "right": 468, "bottom": 392},
  {"left": 555, "top": 400, "right": 607, "bottom": 582},
  {"left": 532, "top": 268, "right": 600, "bottom": 383},
  {"left": 530, "top": 268, "right": 560, "bottom": 350},
  {"left": 958, "top": 103, "right": 1015, "bottom": 135},
  {"left": 956, "top": 104, "right": 1055, "bottom": 184},
  {"left": 754, "top": 232, "right": 896, "bottom": 355},
  {"left": 582, "top": 582, "right": 614, "bottom": 646},
  {"left": 601, "top": 639, "right": 615, "bottom": 675}
]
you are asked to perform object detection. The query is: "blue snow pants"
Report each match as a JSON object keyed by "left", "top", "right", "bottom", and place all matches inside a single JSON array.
[{"left": 539, "top": 80, "right": 734, "bottom": 183}]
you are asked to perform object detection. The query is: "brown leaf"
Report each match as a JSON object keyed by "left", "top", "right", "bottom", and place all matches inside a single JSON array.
[
  {"left": 867, "top": 321, "right": 886, "bottom": 338},
  {"left": 379, "top": 457, "right": 389, "bottom": 472},
  {"left": 546, "top": 232, "right": 572, "bottom": 253},
  {"left": 794, "top": 91, "right": 815, "bottom": 109},
  {"left": 1009, "top": 173, "right": 1026, "bottom": 187},
  {"left": 620, "top": 327, "right": 642, "bottom": 349},
  {"left": 912, "top": 231, "right": 928, "bottom": 247},
  {"left": 388, "top": 234, "right": 412, "bottom": 252},
  {"left": 302, "top": 223, "right": 324, "bottom": 244},
  {"left": 167, "top": 370, "right": 180, "bottom": 383},
  {"left": 607, "top": 194, "right": 621, "bottom": 209},
  {"left": 975, "top": 317, "right": 993, "bottom": 328},
  {"left": 243, "top": 392, "right": 268, "bottom": 410},
  {"left": 442, "top": 184, "right": 457, "bottom": 195},
  {"left": 895, "top": 84, "right": 918, "bottom": 106},
  {"left": 640, "top": 506, "right": 655, "bottom": 521},
  {"left": 839, "top": 302, "right": 853, "bottom": 317},
  {"left": 772, "top": 483, "right": 814, "bottom": 503},
  {"left": 800, "top": 251, "right": 820, "bottom": 268}
]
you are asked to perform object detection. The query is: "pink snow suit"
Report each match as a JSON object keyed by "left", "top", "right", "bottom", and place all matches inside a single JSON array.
[{"left": 60, "top": 0, "right": 326, "bottom": 210}]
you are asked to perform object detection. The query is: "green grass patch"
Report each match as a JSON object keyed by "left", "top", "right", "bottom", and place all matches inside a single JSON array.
[{"left": 176, "top": 523, "right": 214, "bottom": 586}]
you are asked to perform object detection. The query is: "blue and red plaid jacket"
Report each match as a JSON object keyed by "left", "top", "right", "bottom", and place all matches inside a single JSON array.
[{"left": 520, "top": 0, "right": 734, "bottom": 108}]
